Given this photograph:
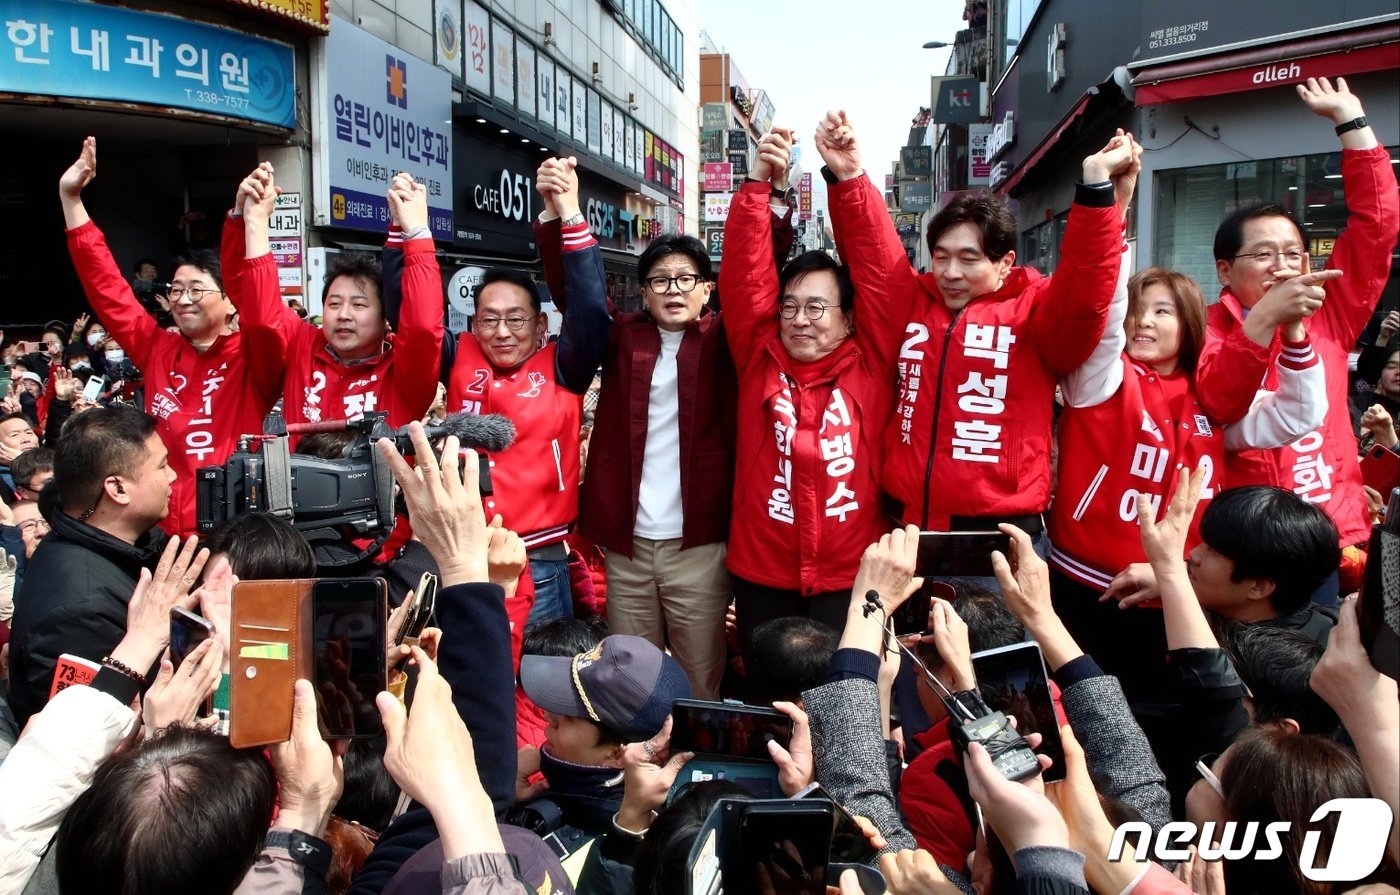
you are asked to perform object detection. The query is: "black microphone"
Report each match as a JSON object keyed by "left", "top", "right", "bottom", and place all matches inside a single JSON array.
[
  {"left": 413, "top": 412, "right": 516, "bottom": 453},
  {"left": 863, "top": 589, "right": 883, "bottom": 618}
]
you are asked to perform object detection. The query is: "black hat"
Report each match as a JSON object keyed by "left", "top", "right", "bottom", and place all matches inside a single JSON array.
[{"left": 383, "top": 825, "right": 573, "bottom": 895}]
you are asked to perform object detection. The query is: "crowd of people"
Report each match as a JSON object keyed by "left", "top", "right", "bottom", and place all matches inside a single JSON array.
[{"left": 0, "top": 75, "right": 1396, "bottom": 894}]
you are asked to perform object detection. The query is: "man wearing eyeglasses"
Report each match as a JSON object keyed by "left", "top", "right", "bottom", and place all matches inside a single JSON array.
[
  {"left": 59, "top": 137, "right": 284, "bottom": 536},
  {"left": 445, "top": 158, "right": 612, "bottom": 624},
  {"left": 1195, "top": 78, "right": 1399, "bottom": 558}
]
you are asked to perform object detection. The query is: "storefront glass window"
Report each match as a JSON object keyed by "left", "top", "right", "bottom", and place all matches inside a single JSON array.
[
  {"left": 1021, "top": 211, "right": 1067, "bottom": 276},
  {"left": 1153, "top": 146, "right": 1400, "bottom": 302}
]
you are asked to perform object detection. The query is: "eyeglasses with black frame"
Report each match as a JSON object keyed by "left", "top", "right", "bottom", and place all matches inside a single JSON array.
[
  {"left": 166, "top": 284, "right": 223, "bottom": 302},
  {"left": 779, "top": 300, "right": 832, "bottom": 320},
  {"left": 1231, "top": 249, "right": 1305, "bottom": 265},
  {"left": 644, "top": 274, "right": 702, "bottom": 294}
]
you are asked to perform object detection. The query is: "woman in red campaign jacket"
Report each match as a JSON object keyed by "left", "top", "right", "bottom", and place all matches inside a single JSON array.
[
  {"left": 719, "top": 128, "right": 900, "bottom": 644},
  {"left": 60, "top": 138, "right": 283, "bottom": 537},
  {"left": 223, "top": 166, "right": 444, "bottom": 435},
  {"left": 825, "top": 116, "right": 1134, "bottom": 536},
  {"left": 1050, "top": 264, "right": 1325, "bottom": 700}
]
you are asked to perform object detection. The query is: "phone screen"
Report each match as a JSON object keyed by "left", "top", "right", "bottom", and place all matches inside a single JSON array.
[
  {"left": 734, "top": 803, "right": 833, "bottom": 895},
  {"left": 797, "top": 783, "right": 878, "bottom": 865},
  {"left": 890, "top": 587, "right": 933, "bottom": 636},
  {"left": 670, "top": 702, "right": 793, "bottom": 760},
  {"left": 972, "top": 643, "right": 1065, "bottom": 781},
  {"left": 917, "top": 531, "right": 1011, "bottom": 578},
  {"left": 313, "top": 578, "right": 387, "bottom": 738},
  {"left": 170, "top": 607, "right": 213, "bottom": 670}
]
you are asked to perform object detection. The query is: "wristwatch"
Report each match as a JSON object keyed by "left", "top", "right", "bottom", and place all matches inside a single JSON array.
[
  {"left": 1335, "top": 116, "right": 1367, "bottom": 136},
  {"left": 771, "top": 185, "right": 797, "bottom": 205}
]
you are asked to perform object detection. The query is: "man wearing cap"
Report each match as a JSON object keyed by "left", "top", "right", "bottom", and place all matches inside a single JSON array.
[{"left": 516, "top": 634, "right": 692, "bottom": 869}]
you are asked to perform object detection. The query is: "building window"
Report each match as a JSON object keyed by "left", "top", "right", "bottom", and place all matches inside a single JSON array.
[
  {"left": 1154, "top": 146, "right": 1400, "bottom": 298},
  {"left": 1021, "top": 211, "right": 1067, "bottom": 276}
]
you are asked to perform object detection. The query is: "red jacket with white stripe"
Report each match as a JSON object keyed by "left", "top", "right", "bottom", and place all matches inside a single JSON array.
[
  {"left": 827, "top": 175, "right": 1123, "bottom": 529},
  {"left": 719, "top": 181, "right": 898, "bottom": 593},
  {"left": 445, "top": 221, "right": 611, "bottom": 548},
  {"left": 223, "top": 217, "right": 444, "bottom": 432},
  {"left": 66, "top": 221, "right": 284, "bottom": 536},
  {"left": 1194, "top": 146, "right": 1399, "bottom": 547}
]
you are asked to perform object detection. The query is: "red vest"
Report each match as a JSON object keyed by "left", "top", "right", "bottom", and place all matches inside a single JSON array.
[{"left": 447, "top": 338, "right": 581, "bottom": 547}]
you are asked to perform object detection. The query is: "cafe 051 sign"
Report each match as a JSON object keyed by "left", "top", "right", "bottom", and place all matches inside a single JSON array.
[{"left": 452, "top": 132, "right": 550, "bottom": 257}]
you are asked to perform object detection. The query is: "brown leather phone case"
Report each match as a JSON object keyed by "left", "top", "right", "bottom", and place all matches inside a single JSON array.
[{"left": 229, "top": 578, "right": 315, "bottom": 748}]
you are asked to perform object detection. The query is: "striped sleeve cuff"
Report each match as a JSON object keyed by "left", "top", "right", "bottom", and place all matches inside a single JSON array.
[
  {"left": 385, "top": 223, "right": 404, "bottom": 246},
  {"left": 1279, "top": 336, "right": 1318, "bottom": 370},
  {"left": 560, "top": 219, "right": 597, "bottom": 252}
]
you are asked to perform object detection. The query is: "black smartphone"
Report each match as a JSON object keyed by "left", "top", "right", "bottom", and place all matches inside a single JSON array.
[
  {"left": 792, "top": 782, "right": 879, "bottom": 865},
  {"left": 1360, "top": 494, "right": 1399, "bottom": 680},
  {"left": 312, "top": 578, "right": 388, "bottom": 738},
  {"left": 670, "top": 699, "right": 793, "bottom": 761},
  {"left": 890, "top": 586, "right": 933, "bottom": 637},
  {"left": 917, "top": 530, "right": 1011, "bottom": 578},
  {"left": 170, "top": 606, "right": 214, "bottom": 671},
  {"left": 394, "top": 571, "right": 438, "bottom": 648},
  {"left": 733, "top": 800, "right": 834, "bottom": 895},
  {"left": 972, "top": 642, "right": 1065, "bottom": 781}
]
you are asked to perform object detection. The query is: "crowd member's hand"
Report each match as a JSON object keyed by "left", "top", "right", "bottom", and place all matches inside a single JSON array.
[
  {"left": 991, "top": 524, "right": 1054, "bottom": 627},
  {"left": 1362, "top": 404, "right": 1398, "bottom": 448},
  {"left": 903, "top": 598, "right": 975, "bottom": 691},
  {"left": 515, "top": 744, "right": 549, "bottom": 802},
  {"left": 1041, "top": 726, "right": 1143, "bottom": 894},
  {"left": 141, "top": 638, "right": 223, "bottom": 734},
  {"left": 813, "top": 109, "right": 862, "bottom": 181},
  {"left": 1138, "top": 466, "right": 1205, "bottom": 571},
  {"left": 270, "top": 679, "right": 345, "bottom": 837},
  {"left": 1082, "top": 127, "right": 1137, "bottom": 185},
  {"left": 851, "top": 524, "right": 924, "bottom": 613},
  {"left": 1174, "top": 845, "right": 1227, "bottom": 894},
  {"left": 1312, "top": 595, "right": 1396, "bottom": 723},
  {"left": 486, "top": 515, "right": 527, "bottom": 587},
  {"left": 1297, "top": 76, "right": 1365, "bottom": 126},
  {"left": 388, "top": 173, "right": 428, "bottom": 232},
  {"left": 849, "top": 849, "right": 961, "bottom": 895},
  {"left": 1100, "top": 561, "right": 1160, "bottom": 609},
  {"left": 194, "top": 555, "right": 235, "bottom": 673},
  {"left": 53, "top": 367, "right": 79, "bottom": 401},
  {"left": 769, "top": 701, "right": 814, "bottom": 796},
  {"left": 108, "top": 537, "right": 210, "bottom": 675},
  {"left": 752, "top": 128, "right": 794, "bottom": 188},
  {"left": 0, "top": 438, "right": 22, "bottom": 464},
  {"left": 1379, "top": 310, "right": 1400, "bottom": 346},
  {"left": 963, "top": 739, "right": 1064, "bottom": 854},
  {"left": 378, "top": 423, "right": 489, "bottom": 587},
  {"left": 71, "top": 312, "right": 90, "bottom": 342},
  {"left": 617, "top": 715, "right": 693, "bottom": 833}
]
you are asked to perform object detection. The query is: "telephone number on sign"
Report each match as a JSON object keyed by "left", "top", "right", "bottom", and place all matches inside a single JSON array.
[{"left": 184, "top": 90, "right": 250, "bottom": 111}]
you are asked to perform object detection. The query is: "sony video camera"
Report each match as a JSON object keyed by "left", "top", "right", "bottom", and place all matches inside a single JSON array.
[{"left": 196, "top": 411, "right": 514, "bottom": 564}]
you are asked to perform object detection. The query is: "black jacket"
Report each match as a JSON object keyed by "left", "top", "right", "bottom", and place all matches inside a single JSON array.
[{"left": 6, "top": 510, "right": 167, "bottom": 727}]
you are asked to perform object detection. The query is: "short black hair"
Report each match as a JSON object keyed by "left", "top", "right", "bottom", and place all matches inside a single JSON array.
[
  {"left": 1218, "top": 622, "right": 1339, "bottom": 734},
  {"left": 1212, "top": 202, "right": 1309, "bottom": 262},
  {"left": 638, "top": 234, "right": 713, "bottom": 282},
  {"left": 953, "top": 582, "right": 1026, "bottom": 653},
  {"left": 12, "top": 446, "right": 54, "bottom": 488},
  {"left": 746, "top": 617, "right": 839, "bottom": 705},
  {"left": 56, "top": 725, "right": 276, "bottom": 894},
  {"left": 170, "top": 249, "right": 223, "bottom": 291},
  {"left": 0, "top": 411, "right": 32, "bottom": 431},
  {"left": 480, "top": 267, "right": 541, "bottom": 313},
  {"left": 295, "top": 430, "right": 358, "bottom": 460},
  {"left": 201, "top": 512, "right": 316, "bottom": 580},
  {"left": 926, "top": 192, "right": 1017, "bottom": 261},
  {"left": 779, "top": 251, "right": 855, "bottom": 313},
  {"left": 522, "top": 616, "right": 608, "bottom": 658},
  {"left": 634, "top": 780, "right": 752, "bottom": 895},
  {"left": 54, "top": 403, "right": 158, "bottom": 515},
  {"left": 133, "top": 257, "right": 158, "bottom": 275},
  {"left": 321, "top": 253, "right": 384, "bottom": 315},
  {"left": 1198, "top": 486, "right": 1341, "bottom": 615},
  {"left": 335, "top": 736, "right": 398, "bottom": 833}
]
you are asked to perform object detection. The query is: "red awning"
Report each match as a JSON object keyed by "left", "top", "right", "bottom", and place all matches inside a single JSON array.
[
  {"left": 994, "top": 93, "right": 1093, "bottom": 196},
  {"left": 1132, "top": 28, "right": 1400, "bottom": 107}
]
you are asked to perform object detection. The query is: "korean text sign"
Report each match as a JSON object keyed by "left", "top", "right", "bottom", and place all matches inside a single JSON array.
[
  {"left": 1, "top": 0, "right": 295, "bottom": 128},
  {"left": 324, "top": 16, "right": 453, "bottom": 241}
]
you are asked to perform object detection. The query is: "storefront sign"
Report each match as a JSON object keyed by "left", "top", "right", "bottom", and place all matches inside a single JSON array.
[
  {"left": 446, "top": 265, "right": 485, "bottom": 334},
  {"left": 703, "top": 163, "right": 732, "bottom": 191},
  {"left": 899, "top": 182, "right": 933, "bottom": 212},
  {"left": 989, "top": 161, "right": 1009, "bottom": 189},
  {"left": 213, "top": 0, "right": 328, "bottom": 33},
  {"left": 750, "top": 90, "right": 775, "bottom": 135},
  {"left": 321, "top": 17, "right": 452, "bottom": 239},
  {"left": 269, "top": 191, "right": 302, "bottom": 236},
  {"left": 706, "top": 227, "right": 725, "bottom": 258},
  {"left": 894, "top": 213, "right": 918, "bottom": 236},
  {"left": 729, "top": 84, "right": 753, "bottom": 117},
  {"left": 727, "top": 129, "right": 749, "bottom": 152},
  {"left": 0, "top": 0, "right": 295, "bottom": 128},
  {"left": 463, "top": 0, "right": 489, "bottom": 96},
  {"left": 968, "top": 123, "right": 993, "bottom": 185},
  {"left": 799, "top": 172, "right": 813, "bottom": 221},
  {"left": 900, "top": 146, "right": 932, "bottom": 177},
  {"left": 644, "top": 132, "right": 683, "bottom": 196},
  {"left": 490, "top": 19, "right": 513, "bottom": 103},
  {"left": 434, "top": 0, "right": 463, "bottom": 78},
  {"left": 705, "top": 193, "right": 732, "bottom": 222},
  {"left": 932, "top": 75, "right": 981, "bottom": 124},
  {"left": 1137, "top": 0, "right": 1397, "bottom": 66},
  {"left": 701, "top": 102, "right": 728, "bottom": 132},
  {"left": 985, "top": 112, "right": 1016, "bottom": 162},
  {"left": 1134, "top": 41, "right": 1400, "bottom": 107},
  {"left": 451, "top": 131, "right": 541, "bottom": 255}
]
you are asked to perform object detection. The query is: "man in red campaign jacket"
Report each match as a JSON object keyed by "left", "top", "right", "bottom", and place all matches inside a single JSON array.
[
  {"left": 223, "top": 164, "right": 443, "bottom": 436},
  {"left": 1195, "top": 78, "right": 1399, "bottom": 553},
  {"left": 60, "top": 138, "right": 283, "bottom": 537},
  {"left": 823, "top": 111, "right": 1134, "bottom": 538},
  {"left": 445, "top": 158, "right": 612, "bottom": 624}
]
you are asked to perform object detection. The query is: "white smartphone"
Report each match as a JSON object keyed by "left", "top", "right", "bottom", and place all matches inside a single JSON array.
[{"left": 82, "top": 375, "right": 107, "bottom": 402}]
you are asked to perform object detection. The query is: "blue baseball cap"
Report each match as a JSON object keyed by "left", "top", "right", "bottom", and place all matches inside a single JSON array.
[{"left": 521, "top": 634, "right": 692, "bottom": 741}]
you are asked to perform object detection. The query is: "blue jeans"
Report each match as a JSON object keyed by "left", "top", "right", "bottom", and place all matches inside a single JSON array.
[{"left": 527, "top": 557, "right": 574, "bottom": 626}]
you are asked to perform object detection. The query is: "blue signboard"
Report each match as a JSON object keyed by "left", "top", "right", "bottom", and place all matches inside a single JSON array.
[{"left": 0, "top": 0, "right": 295, "bottom": 128}]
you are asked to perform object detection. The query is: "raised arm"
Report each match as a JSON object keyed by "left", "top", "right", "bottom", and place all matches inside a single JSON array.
[
  {"left": 537, "top": 160, "right": 611, "bottom": 394},
  {"left": 818, "top": 110, "right": 922, "bottom": 365},
  {"left": 1224, "top": 325, "right": 1328, "bottom": 450},
  {"left": 59, "top": 137, "right": 158, "bottom": 369},
  {"left": 235, "top": 165, "right": 300, "bottom": 401},
  {"left": 1029, "top": 135, "right": 1134, "bottom": 375},
  {"left": 1139, "top": 467, "right": 1218, "bottom": 651},
  {"left": 718, "top": 132, "right": 790, "bottom": 366},
  {"left": 1060, "top": 235, "right": 1131, "bottom": 408},
  {"left": 533, "top": 157, "right": 572, "bottom": 313},
  {"left": 387, "top": 174, "right": 446, "bottom": 420}
]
